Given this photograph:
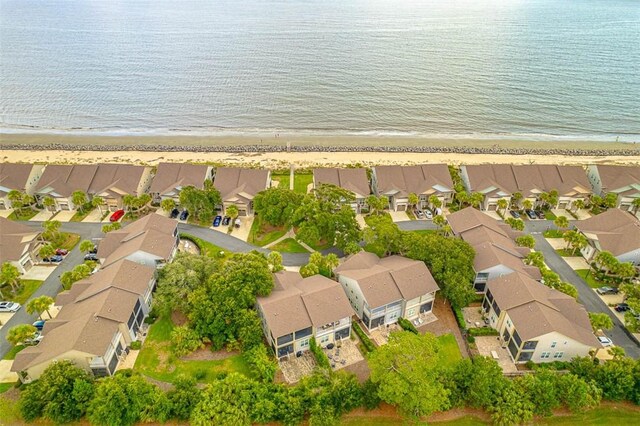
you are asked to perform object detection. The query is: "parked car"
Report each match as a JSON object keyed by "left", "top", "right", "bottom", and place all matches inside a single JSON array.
[
  {"left": 597, "top": 336, "right": 613, "bottom": 347},
  {"left": 596, "top": 286, "right": 619, "bottom": 295},
  {"left": 509, "top": 210, "right": 521, "bottom": 218},
  {"left": 235, "top": 218, "right": 241, "bottom": 228},
  {"left": 110, "top": 209, "right": 125, "bottom": 222},
  {"left": 414, "top": 210, "right": 424, "bottom": 219},
  {"left": 55, "top": 248, "right": 68, "bottom": 256},
  {"left": 615, "top": 303, "right": 630, "bottom": 312},
  {"left": 222, "top": 216, "right": 231, "bottom": 226},
  {"left": 170, "top": 208, "right": 180, "bottom": 219},
  {"left": 525, "top": 209, "right": 537, "bottom": 220},
  {"left": 535, "top": 210, "right": 545, "bottom": 219},
  {"left": 33, "top": 320, "right": 46, "bottom": 330},
  {"left": 84, "top": 253, "right": 98, "bottom": 261},
  {"left": 43, "top": 255, "right": 63, "bottom": 262},
  {"left": 179, "top": 210, "right": 189, "bottom": 221},
  {"left": 24, "top": 332, "right": 44, "bottom": 346},
  {"left": 0, "top": 301, "right": 21, "bottom": 313},
  {"left": 424, "top": 209, "right": 433, "bottom": 220},
  {"left": 89, "top": 246, "right": 98, "bottom": 254},
  {"left": 213, "top": 215, "right": 222, "bottom": 227}
]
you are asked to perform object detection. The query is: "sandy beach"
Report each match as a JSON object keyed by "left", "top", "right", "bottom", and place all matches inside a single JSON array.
[{"left": 1, "top": 133, "right": 639, "bottom": 168}]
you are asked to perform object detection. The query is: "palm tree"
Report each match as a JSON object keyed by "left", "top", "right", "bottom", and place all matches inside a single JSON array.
[
  {"left": 6, "top": 324, "right": 37, "bottom": 346},
  {"left": 511, "top": 192, "right": 523, "bottom": 209},
  {"left": 615, "top": 262, "right": 636, "bottom": 282},
  {"left": 39, "top": 244, "right": 55, "bottom": 260},
  {"left": 0, "top": 262, "right": 21, "bottom": 294},
  {"left": 632, "top": 198, "right": 640, "bottom": 215},
  {"left": 572, "top": 199, "right": 585, "bottom": 213},
  {"left": 160, "top": 198, "right": 176, "bottom": 213},
  {"left": 554, "top": 215, "right": 569, "bottom": 230},
  {"left": 522, "top": 199, "right": 533, "bottom": 211},
  {"left": 497, "top": 199, "right": 508, "bottom": 216},
  {"left": 594, "top": 251, "right": 618, "bottom": 276},
  {"left": 469, "top": 192, "right": 484, "bottom": 209},
  {"left": 226, "top": 204, "right": 239, "bottom": 222},
  {"left": 428, "top": 195, "right": 442, "bottom": 211},
  {"left": 41, "top": 220, "right": 61, "bottom": 241},
  {"left": 26, "top": 295, "right": 54, "bottom": 320},
  {"left": 71, "top": 190, "right": 88, "bottom": 212},
  {"left": 455, "top": 191, "right": 468, "bottom": 208},
  {"left": 92, "top": 196, "right": 105, "bottom": 215},
  {"left": 79, "top": 239, "right": 95, "bottom": 253},
  {"left": 408, "top": 193, "right": 419, "bottom": 212},
  {"left": 42, "top": 196, "right": 55, "bottom": 211}
]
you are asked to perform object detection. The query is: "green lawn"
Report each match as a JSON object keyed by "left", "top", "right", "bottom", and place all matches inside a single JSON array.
[
  {"left": 406, "top": 210, "right": 416, "bottom": 220},
  {"left": 134, "top": 316, "right": 253, "bottom": 384},
  {"left": 544, "top": 210, "right": 557, "bottom": 220},
  {"left": 576, "top": 269, "right": 603, "bottom": 289},
  {"left": 303, "top": 238, "right": 333, "bottom": 251},
  {"left": 9, "top": 280, "right": 44, "bottom": 305},
  {"left": 556, "top": 248, "right": 577, "bottom": 257},
  {"left": 179, "top": 233, "right": 229, "bottom": 258},
  {"left": 270, "top": 238, "right": 309, "bottom": 253},
  {"left": 0, "top": 383, "right": 14, "bottom": 394},
  {"left": 3, "top": 345, "right": 26, "bottom": 361},
  {"left": 436, "top": 334, "right": 462, "bottom": 369},
  {"left": 272, "top": 172, "right": 313, "bottom": 194},
  {"left": 69, "top": 206, "right": 95, "bottom": 222},
  {"left": 48, "top": 232, "right": 81, "bottom": 251},
  {"left": 543, "top": 229, "right": 565, "bottom": 238},
  {"left": 248, "top": 216, "right": 288, "bottom": 246},
  {"left": 0, "top": 396, "right": 21, "bottom": 423},
  {"left": 8, "top": 208, "right": 38, "bottom": 221}
]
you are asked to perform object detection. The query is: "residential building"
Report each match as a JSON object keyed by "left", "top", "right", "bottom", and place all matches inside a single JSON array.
[
  {"left": 0, "top": 163, "right": 45, "bottom": 209},
  {"left": 0, "top": 217, "right": 41, "bottom": 273},
  {"left": 34, "top": 164, "right": 98, "bottom": 210},
  {"left": 257, "top": 271, "right": 354, "bottom": 358},
  {"left": 89, "top": 164, "right": 153, "bottom": 211},
  {"left": 149, "top": 162, "right": 212, "bottom": 203},
  {"left": 97, "top": 213, "right": 179, "bottom": 268},
  {"left": 313, "top": 168, "right": 370, "bottom": 212},
  {"left": 334, "top": 252, "right": 439, "bottom": 331},
  {"left": 574, "top": 208, "right": 640, "bottom": 265},
  {"left": 586, "top": 165, "right": 640, "bottom": 211},
  {"left": 482, "top": 272, "right": 598, "bottom": 363},
  {"left": 460, "top": 164, "right": 591, "bottom": 210},
  {"left": 371, "top": 164, "right": 454, "bottom": 211},
  {"left": 447, "top": 207, "right": 541, "bottom": 292},
  {"left": 12, "top": 259, "right": 157, "bottom": 382},
  {"left": 213, "top": 167, "right": 271, "bottom": 216}
]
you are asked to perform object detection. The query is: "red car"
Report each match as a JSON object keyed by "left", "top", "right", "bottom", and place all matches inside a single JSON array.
[
  {"left": 109, "top": 209, "right": 125, "bottom": 222},
  {"left": 55, "top": 248, "right": 68, "bottom": 256}
]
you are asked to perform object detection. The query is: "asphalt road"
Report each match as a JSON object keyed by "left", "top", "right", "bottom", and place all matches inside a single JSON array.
[
  {"left": 0, "top": 222, "right": 102, "bottom": 359},
  {"left": 525, "top": 220, "right": 640, "bottom": 358}
]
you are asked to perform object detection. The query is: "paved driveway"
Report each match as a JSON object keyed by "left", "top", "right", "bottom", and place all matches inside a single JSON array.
[{"left": 530, "top": 228, "right": 640, "bottom": 358}]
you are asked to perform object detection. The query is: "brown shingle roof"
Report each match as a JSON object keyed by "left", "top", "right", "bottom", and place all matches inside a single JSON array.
[
  {"left": 575, "top": 209, "right": 640, "bottom": 256},
  {"left": 464, "top": 164, "right": 590, "bottom": 198},
  {"left": 595, "top": 165, "right": 640, "bottom": 195},
  {"left": 335, "top": 252, "right": 439, "bottom": 308},
  {"left": 149, "top": 163, "right": 210, "bottom": 195},
  {"left": 487, "top": 272, "right": 598, "bottom": 347},
  {"left": 0, "top": 163, "right": 36, "bottom": 195},
  {"left": 0, "top": 217, "right": 39, "bottom": 264},
  {"left": 374, "top": 164, "right": 454, "bottom": 198},
  {"left": 214, "top": 167, "right": 269, "bottom": 204},
  {"left": 35, "top": 164, "right": 98, "bottom": 197},
  {"left": 313, "top": 168, "right": 370, "bottom": 198},
  {"left": 257, "top": 271, "right": 353, "bottom": 338},
  {"left": 89, "top": 164, "right": 148, "bottom": 198}
]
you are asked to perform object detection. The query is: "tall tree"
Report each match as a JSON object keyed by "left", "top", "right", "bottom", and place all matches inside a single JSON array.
[
  {"left": 363, "top": 214, "right": 403, "bottom": 257},
  {"left": 0, "top": 262, "right": 21, "bottom": 294},
  {"left": 92, "top": 196, "right": 105, "bottom": 215},
  {"left": 588, "top": 312, "right": 613, "bottom": 332},
  {"left": 226, "top": 204, "right": 239, "bottom": 221},
  {"left": 429, "top": 195, "right": 442, "bottom": 210},
  {"left": 365, "top": 195, "right": 388, "bottom": 215},
  {"left": 26, "top": 295, "right": 54, "bottom": 320},
  {"left": 254, "top": 187, "right": 303, "bottom": 226},
  {"left": 408, "top": 193, "right": 419, "bottom": 211},
  {"left": 39, "top": 244, "right": 55, "bottom": 260},
  {"left": 42, "top": 196, "right": 55, "bottom": 211},
  {"left": 160, "top": 198, "right": 176, "bottom": 213},
  {"left": 6, "top": 324, "right": 38, "bottom": 346},
  {"left": 554, "top": 215, "right": 569, "bottom": 230},
  {"left": 71, "top": 190, "right": 88, "bottom": 212},
  {"left": 369, "top": 332, "right": 450, "bottom": 418},
  {"left": 515, "top": 235, "right": 536, "bottom": 249},
  {"left": 267, "top": 251, "right": 284, "bottom": 272},
  {"left": 41, "top": 219, "right": 61, "bottom": 241},
  {"left": 505, "top": 218, "right": 525, "bottom": 231},
  {"left": 80, "top": 239, "right": 96, "bottom": 253},
  {"left": 497, "top": 199, "right": 508, "bottom": 216}
]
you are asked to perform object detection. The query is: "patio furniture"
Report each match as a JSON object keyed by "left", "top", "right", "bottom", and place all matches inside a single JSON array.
[{"left": 491, "top": 350, "right": 499, "bottom": 360}]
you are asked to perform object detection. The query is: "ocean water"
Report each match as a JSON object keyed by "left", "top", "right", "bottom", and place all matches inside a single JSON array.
[{"left": 1, "top": 0, "right": 639, "bottom": 141}]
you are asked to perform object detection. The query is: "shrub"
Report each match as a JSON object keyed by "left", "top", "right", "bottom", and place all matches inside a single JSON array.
[
  {"left": 468, "top": 327, "right": 499, "bottom": 337},
  {"left": 193, "top": 369, "right": 207, "bottom": 380},
  {"left": 467, "top": 335, "right": 476, "bottom": 344},
  {"left": 130, "top": 341, "right": 142, "bottom": 350},
  {"left": 144, "top": 308, "right": 159, "bottom": 324},
  {"left": 243, "top": 344, "right": 277, "bottom": 382},
  {"left": 397, "top": 317, "right": 418, "bottom": 334},
  {"left": 453, "top": 307, "right": 467, "bottom": 330},
  {"left": 170, "top": 326, "right": 204, "bottom": 357},
  {"left": 309, "top": 337, "right": 331, "bottom": 369},
  {"left": 353, "top": 323, "right": 375, "bottom": 353}
]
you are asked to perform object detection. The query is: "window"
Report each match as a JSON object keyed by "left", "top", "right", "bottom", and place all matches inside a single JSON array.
[
  {"left": 553, "top": 352, "right": 564, "bottom": 359},
  {"left": 541, "top": 352, "right": 551, "bottom": 359},
  {"left": 522, "top": 340, "right": 538, "bottom": 351},
  {"left": 320, "top": 335, "right": 330, "bottom": 344},
  {"left": 295, "top": 327, "right": 312, "bottom": 340},
  {"left": 299, "top": 339, "right": 310, "bottom": 348},
  {"left": 277, "top": 333, "right": 294, "bottom": 346},
  {"left": 492, "top": 300, "right": 501, "bottom": 317},
  {"left": 551, "top": 341, "right": 557, "bottom": 348},
  {"left": 506, "top": 319, "right": 512, "bottom": 328}
]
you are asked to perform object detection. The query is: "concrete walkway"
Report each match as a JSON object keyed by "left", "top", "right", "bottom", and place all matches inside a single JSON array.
[{"left": 264, "top": 229, "right": 313, "bottom": 252}]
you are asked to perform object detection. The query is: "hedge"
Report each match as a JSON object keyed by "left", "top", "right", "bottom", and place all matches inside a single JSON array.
[
  {"left": 353, "top": 323, "right": 376, "bottom": 353},
  {"left": 398, "top": 318, "right": 418, "bottom": 334},
  {"left": 468, "top": 327, "right": 499, "bottom": 337},
  {"left": 309, "top": 337, "right": 331, "bottom": 369},
  {"left": 453, "top": 307, "right": 467, "bottom": 330}
]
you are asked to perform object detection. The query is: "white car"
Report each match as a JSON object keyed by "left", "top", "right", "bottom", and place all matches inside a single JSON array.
[
  {"left": 0, "top": 301, "right": 21, "bottom": 313},
  {"left": 597, "top": 336, "right": 613, "bottom": 347},
  {"left": 424, "top": 210, "right": 433, "bottom": 220}
]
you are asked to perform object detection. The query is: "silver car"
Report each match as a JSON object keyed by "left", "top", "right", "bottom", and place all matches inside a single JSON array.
[{"left": 0, "top": 301, "right": 21, "bottom": 312}]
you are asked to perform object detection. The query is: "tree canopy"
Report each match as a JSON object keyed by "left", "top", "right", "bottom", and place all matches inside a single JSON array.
[{"left": 253, "top": 187, "right": 303, "bottom": 227}]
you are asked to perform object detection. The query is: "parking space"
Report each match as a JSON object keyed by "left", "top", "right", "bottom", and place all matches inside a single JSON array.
[
  {"left": 0, "top": 360, "right": 19, "bottom": 384},
  {"left": 545, "top": 238, "right": 565, "bottom": 250},
  {"left": 82, "top": 209, "right": 104, "bottom": 222},
  {"left": 54, "top": 210, "right": 77, "bottom": 222},
  {"left": 388, "top": 210, "right": 410, "bottom": 222},
  {"left": 30, "top": 210, "right": 55, "bottom": 221},
  {"left": 22, "top": 265, "right": 57, "bottom": 281},
  {"left": 227, "top": 216, "right": 254, "bottom": 242},
  {"left": 563, "top": 256, "right": 590, "bottom": 270}
]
